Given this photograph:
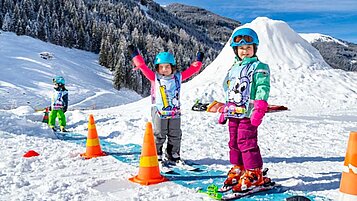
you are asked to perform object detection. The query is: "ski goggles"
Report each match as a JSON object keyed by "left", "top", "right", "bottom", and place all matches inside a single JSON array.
[{"left": 231, "top": 35, "right": 254, "bottom": 46}]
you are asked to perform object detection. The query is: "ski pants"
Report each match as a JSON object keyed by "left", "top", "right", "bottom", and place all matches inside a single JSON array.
[
  {"left": 151, "top": 107, "right": 182, "bottom": 161},
  {"left": 48, "top": 110, "right": 66, "bottom": 128},
  {"left": 228, "top": 118, "right": 263, "bottom": 169}
]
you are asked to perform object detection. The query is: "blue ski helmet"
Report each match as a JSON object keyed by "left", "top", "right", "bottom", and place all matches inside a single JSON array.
[
  {"left": 154, "top": 52, "right": 176, "bottom": 66},
  {"left": 53, "top": 76, "right": 65, "bottom": 85},
  {"left": 230, "top": 28, "right": 259, "bottom": 48}
]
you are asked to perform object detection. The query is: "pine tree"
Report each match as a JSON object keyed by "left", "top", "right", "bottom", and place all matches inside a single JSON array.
[
  {"left": 36, "top": 5, "right": 47, "bottom": 41},
  {"left": 2, "top": 12, "right": 13, "bottom": 31}
]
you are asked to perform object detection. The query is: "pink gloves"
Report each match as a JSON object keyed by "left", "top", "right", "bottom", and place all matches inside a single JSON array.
[
  {"left": 218, "top": 112, "right": 227, "bottom": 124},
  {"left": 250, "top": 100, "right": 268, "bottom": 127},
  {"left": 132, "top": 55, "right": 146, "bottom": 70}
]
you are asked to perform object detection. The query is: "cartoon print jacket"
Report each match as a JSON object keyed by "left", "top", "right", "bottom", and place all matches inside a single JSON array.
[
  {"left": 153, "top": 72, "right": 182, "bottom": 118},
  {"left": 51, "top": 88, "right": 68, "bottom": 111},
  {"left": 223, "top": 56, "right": 270, "bottom": 119},
  {"left": 131, "top": 53, "right": 202, "bottom": 119}
]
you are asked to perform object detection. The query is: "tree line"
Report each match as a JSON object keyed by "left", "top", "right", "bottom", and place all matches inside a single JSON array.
[{"left": 0, "top": 0, "right": 221, "bottom": 95}]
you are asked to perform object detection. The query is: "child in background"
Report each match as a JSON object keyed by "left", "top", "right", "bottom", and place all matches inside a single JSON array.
[
  {"left": 49, "top": 76, "right": 68, "bottom": 132},
  {"left": 220, "top": 28, "right": 271, "bottom": 192},
  {"left": 128, "top": 45, "right": 204, "bottom": 166}
]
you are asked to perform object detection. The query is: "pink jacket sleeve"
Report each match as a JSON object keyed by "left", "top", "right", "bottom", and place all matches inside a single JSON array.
[
  {"left": 181, "top": 61, "right": 202, "bottom": 81},
  {"left": 132, "top": 55, "right": 155, "bottom": 82}
]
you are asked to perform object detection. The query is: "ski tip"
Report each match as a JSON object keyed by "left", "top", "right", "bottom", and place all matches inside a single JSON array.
[
  {"left": 286, "top": 196, "right": 312, "bottom": 201},
  {"left": 161, "top": 171, "right": 179, "bottom": 175}
]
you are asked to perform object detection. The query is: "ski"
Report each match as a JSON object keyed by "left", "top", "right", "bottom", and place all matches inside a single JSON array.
[
  {"left": 160, "top": 159, "right": 202, "bottom": 174},
  {"left": 172, "top": 160, "right": 201, "bottom": 172},
  {"left": 221, "top": 181, "right": 279, "bottom": 200},
  {"left": 53, "top": 131, "right": 67, "bottom": 139},
  {"left": 159, "top": 161, "right": 179, "bottom": 175},
  {"left": 206, "top": 100, "right": 288, "bottom": 113},
  {"left": 218, "top": 185, "right": 233, "bottom": 193},
  {"left": 52, "top": 127, "right": 70, "bottom": 139}
]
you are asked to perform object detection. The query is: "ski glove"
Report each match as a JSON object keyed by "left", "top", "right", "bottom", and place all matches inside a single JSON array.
[
  {"left": 128, "top": 45, "right": 139, "bottom": 59},
  {"left": 196, "top": 52, "right": 204, "bottom": 62},
  {"left": 250, "top": 100, "right": 268, "bottom": 127},
  {"left": 218, "top": 112, "right": 227, "bottom": 124}
]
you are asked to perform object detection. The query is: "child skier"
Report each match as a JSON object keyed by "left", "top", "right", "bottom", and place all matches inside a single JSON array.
[
  {"left": 49, "top": 76, "right": 68, "bottom": 132},
  {"left": 220, "top": 28, "right": 271, "bottom": 192},
  {"left": 128, "top": 45, "right": 204, "bottom": 166}
]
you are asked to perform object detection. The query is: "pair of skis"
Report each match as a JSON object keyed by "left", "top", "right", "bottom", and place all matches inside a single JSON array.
[
  {"left": 199, "top": 168, "right": 280, "bottom": 200},
  {"left": 206, "top": 100, "right": 288, "bottom": 113},
  {"left": 52, "top": 128, "right": 70, "bottom": 139},
  {"left": 199, "top": 182, "right": 279, "bottom": 200}
]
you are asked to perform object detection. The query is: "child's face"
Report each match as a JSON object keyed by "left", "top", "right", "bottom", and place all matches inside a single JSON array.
[
  {"left": 157, "top": 64, "right": 172, "bottom": 76},
  {"left": 237, "top": 44, "right": 254, "bottom": 59}
]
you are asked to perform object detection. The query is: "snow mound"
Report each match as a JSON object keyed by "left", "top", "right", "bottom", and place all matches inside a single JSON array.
[{"left": 181, "top": 17, "right": 357, "bottom": 111}]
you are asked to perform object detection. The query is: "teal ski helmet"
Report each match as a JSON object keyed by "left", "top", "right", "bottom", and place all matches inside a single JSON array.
[
  {"left": 230, "top": 28, "right": 259, "bottom": 48},
  {"left": 53, "top": 76, "right": 65, "bottom": 85},
  {"left": 154, "top": 52, "right": 176, "bottom": 66}
]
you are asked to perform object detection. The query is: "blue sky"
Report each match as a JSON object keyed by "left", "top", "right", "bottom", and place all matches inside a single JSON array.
[{"left": 155, "top": 0, "right": 357, "bottom": 43}]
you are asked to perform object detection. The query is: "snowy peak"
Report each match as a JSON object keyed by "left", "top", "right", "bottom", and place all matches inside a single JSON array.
[
  {"left": 299, "top": 33, "right": 357, "bottom": 71},
  {"left": 300, "top": 33, "right": 348, "bottom": 46},
  {"left": 248, "top": 17, "right": 329, "bottom": 70}
]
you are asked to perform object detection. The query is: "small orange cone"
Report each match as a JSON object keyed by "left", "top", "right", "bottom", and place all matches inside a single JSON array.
[
  {"left": 80, "top": 114, "right": 106, "bottom": 159},
  {"left": 339, "top": 131, "right": 357, "bottom": 201},
  {"left": 42, "top": 107, "right": 49, "bottom": 123},
  {"left": 129, "top": 122, "right": 167, "bottom": 185}
]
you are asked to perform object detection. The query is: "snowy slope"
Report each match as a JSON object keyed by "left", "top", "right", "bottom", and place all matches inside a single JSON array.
[
  {"left": 1, "top": 17, "right": 357, "bottom": 201},
  {"left": 0, "top": 32, "right": 142, "bottom": 110}
]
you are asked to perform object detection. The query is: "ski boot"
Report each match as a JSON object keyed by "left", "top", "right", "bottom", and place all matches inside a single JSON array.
[
  {"left": 232, "top": 168, "right": 269, "bottom": 192},
  {"left": 50, "top": 126, "right": 57, "bottom": 132},
  {"left": 60, "top": 126, "right": 67, "bottom": 132},
  {"left": 218, "top": 165, "right": 244, "bottom": 192},
  {"left": 158, "top": 155, "right": 166, "bottom": 168}
]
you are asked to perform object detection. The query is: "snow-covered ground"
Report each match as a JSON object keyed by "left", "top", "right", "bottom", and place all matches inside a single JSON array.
[{"left": 1, "top": 17, "right": 357, "bottom": 201}]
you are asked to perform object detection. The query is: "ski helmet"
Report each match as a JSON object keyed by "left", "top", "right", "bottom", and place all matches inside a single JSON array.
[
  {"left": 53, "top": 76, "right": 65, "bottom": 85},
  {"left": 230, "top": 28, "right": 259, "bottom": 48},
  {"left": 154, "top": 52, "right": 176, "bottom": 66}
]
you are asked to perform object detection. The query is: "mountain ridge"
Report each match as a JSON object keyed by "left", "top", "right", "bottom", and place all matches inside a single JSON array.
[{"left": 163, "top": 3, "right": 357, "bottom": 72}]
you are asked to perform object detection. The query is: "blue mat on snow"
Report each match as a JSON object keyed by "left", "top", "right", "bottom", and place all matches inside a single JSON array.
[{"left": 55, "top": 132, "right": 318, "bottom": 201}]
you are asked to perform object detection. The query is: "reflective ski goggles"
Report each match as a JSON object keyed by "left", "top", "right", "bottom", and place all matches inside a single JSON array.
[{"left": 231, "top": 35, "right": 254, "bottom": 46}]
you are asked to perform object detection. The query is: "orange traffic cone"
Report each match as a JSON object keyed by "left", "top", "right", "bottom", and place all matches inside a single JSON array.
[
  {"left": 80, "top": 114, "right": 106, "bottom": 159},
  {"left": 129, "top": 122, "right": 167, "bottom": 185},
  {"left": 42, "top": 107, "right": 49, "bottom": 123},
  {"left": 339, "top": 131, "right": 357, "bottom": 201}
]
